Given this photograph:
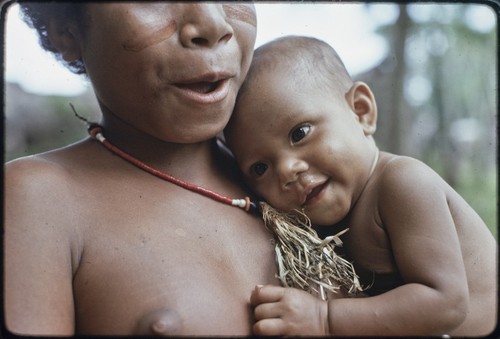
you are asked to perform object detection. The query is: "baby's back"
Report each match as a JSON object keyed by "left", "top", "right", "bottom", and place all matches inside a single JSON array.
[
  {"left": 344, "top": 153, "right": 496, "bottom": 336},
  {"left": 447, "top": 190, "right": 496, "bottom": 336}
]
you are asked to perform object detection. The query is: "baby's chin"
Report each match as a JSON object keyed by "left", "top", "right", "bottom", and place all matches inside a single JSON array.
[
  {"left": 259, "top": 199, "right": 345, "bottom": 226},
  {"left": 310, "top": 219, "right": 339, "bottom": 227},
  {"left": 306, "top": 208, "right": 347, "bottom": 227}
]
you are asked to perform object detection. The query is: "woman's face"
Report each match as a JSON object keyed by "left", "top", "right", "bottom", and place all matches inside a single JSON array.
[{"left": 76, "top": 3, "right": 257, "bottom": 143}]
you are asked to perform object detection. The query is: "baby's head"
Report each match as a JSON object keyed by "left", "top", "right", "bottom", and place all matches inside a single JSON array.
[{"left": 225, "top": 36, "right": 378, "bottom": 225}]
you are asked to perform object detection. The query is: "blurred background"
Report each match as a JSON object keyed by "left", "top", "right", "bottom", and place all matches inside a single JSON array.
[{"left": 3, "top": 2, "right": 497, "bottom": 237}]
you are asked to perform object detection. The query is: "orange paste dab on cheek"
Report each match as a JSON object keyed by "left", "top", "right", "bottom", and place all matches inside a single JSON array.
[
  {"left": 122, "top": 20, "right": 177, "bottom": 52},
  {"left": 120, "top": 4, "right": 255, "bottom": 52},
  {"left": 222, "top": 4, "right": 257, "bottom": 27}
]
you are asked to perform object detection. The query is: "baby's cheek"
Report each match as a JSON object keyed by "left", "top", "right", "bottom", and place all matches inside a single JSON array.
[
  {"left": 268, "top": 195, "right": 297, "bottom": 212},
  {"left": 259, "top": 194, "right": 280, "bottom": 209}
]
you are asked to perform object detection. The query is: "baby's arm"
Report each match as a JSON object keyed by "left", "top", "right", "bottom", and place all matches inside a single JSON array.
[
  {"left": 326, "top": 157, "right": 468, "bottom": 335},
  {"left": 251, "top": 158, "right": 469, "bottom": 336},
  {"left": 250, "top": 285, "right": 330, "bottom": 336}
]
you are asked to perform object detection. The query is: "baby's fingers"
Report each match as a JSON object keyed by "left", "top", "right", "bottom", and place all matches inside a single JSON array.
[
  {"left": 253, "top": 300, "right": 283, "bottom": 321},
  {"left": 253, "top": 318, "right": 287, "bottom": 336},
  {"left": 250, "top": 285, "right": 285, "bottom": 306}
]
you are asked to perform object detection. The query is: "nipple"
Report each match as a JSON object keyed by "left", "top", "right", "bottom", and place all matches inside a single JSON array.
[{"left": 134, "top": 308, "right": 183, "bottom": 336}]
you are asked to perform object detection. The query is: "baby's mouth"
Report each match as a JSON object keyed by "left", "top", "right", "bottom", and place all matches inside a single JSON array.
[{"left": 302, "top": 180, "right": 329, "bottom": 207}]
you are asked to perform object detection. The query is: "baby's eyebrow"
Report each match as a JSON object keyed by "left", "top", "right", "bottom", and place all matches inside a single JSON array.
[
  {"left": 223, "top": 4, "right": 257, "bottom": 27},
  {"left": 122, "top": 20, "right": 177, "bottom": 52}
]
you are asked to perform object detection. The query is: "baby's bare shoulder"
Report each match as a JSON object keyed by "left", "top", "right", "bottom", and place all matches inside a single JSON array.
[
  {"left": 375, "top": 153, "right": 446, "bottom": 193},
  {"left": 370, "top": 153, "right": 457, "bottom": 223},
  {"left": 378, "top": 153, "right": 435, "bottom": 177}
]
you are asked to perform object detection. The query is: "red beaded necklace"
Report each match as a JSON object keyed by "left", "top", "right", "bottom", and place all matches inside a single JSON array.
[{"left": 86, "top": 123, "right": 257, "bottom": 213}]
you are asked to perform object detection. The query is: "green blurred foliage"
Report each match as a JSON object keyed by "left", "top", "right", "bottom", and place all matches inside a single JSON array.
[{"left": 356, "top": 3, "right": 497, "bottom": 238}]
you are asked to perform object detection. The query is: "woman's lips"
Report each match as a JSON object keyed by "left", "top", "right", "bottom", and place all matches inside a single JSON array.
[
  {"left": 174, "top": 74, "right": 232, "bottom": 104},
  {"left": 177, "top": 81, "right": 220, "bottom": 94}
]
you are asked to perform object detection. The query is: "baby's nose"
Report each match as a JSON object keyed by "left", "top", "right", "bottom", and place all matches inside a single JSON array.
[{"left": 278, "top": 158, "right": 308, "bottom": 188}]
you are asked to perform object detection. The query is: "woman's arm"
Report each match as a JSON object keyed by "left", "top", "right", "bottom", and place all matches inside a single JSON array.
[{"left": 4, "top": 158, "right": 77, "bottom": 335}]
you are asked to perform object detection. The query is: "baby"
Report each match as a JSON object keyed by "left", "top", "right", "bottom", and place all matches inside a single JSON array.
[{"left": 223, "top": 36, "right": 497, "bottom": 336}]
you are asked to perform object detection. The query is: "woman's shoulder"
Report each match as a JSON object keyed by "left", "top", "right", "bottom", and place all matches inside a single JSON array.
[
  {"left": 5, "top": 139, "right": 98, "bottom": 195},
  {"left": 6, "top": 153, "right": 71, "bottom": 188}
]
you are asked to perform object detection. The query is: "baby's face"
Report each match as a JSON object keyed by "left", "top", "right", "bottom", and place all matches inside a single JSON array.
[{"left": 227, "top": 69, "right": 374, "bottom": 225}]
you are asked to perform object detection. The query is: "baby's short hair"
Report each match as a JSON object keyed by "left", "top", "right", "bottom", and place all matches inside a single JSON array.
[{"left": 240, "top": 35, "right": 353, "bottom": 99}]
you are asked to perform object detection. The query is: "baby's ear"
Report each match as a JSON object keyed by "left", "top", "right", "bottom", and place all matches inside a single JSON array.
[
  {"left": 345, "top": 81, "right": 377, "bottom": 136},
  {"left": 46, "top": 19, "right": 81, "bottom": 62}
]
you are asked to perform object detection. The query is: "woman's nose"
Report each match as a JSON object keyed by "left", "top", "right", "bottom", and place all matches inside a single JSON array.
[
  {"left": 179, "top": 4, "right": 234, "bottom": 48},
  {"left": 278, "top": 158, "right": 309, "bottom": 188}
]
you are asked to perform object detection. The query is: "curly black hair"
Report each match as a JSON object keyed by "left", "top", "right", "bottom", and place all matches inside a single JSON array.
[{"left": 19, "top": 2, "right": 87, "bottom": 74}]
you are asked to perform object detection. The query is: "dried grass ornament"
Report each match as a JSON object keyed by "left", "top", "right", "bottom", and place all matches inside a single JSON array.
[{"left": 260, "top": 202, "right": 363, "bottom": 300}]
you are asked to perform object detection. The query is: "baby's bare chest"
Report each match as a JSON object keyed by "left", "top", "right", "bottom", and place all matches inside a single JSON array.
[{"left": 340, "top": 201, "right": 399, "bottom": 291}]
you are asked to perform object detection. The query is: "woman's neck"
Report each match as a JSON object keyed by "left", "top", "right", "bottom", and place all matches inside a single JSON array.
[{"left": 98, "top": 107, "right": 219, "bottom": 183}]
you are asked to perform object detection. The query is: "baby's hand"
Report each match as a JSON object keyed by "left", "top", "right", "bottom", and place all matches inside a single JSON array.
[
  {"left": 134, "top": 308, "right": 182, "bottom": 336},
  {"left": 250, "top": 285, "right": 330, "bottom": 336}
]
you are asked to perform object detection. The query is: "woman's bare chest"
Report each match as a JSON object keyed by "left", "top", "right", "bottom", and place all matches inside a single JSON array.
[{"left": 71, "top": 185, "right": 276, "bottom": 334}]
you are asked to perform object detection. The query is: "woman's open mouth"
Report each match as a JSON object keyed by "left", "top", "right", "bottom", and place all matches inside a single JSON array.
[
  {"left": 175, "top": 74, "right": 232, "bottom": 105},
  {"left": 176, "top": 80, "right": 222, "bottom": 94}
]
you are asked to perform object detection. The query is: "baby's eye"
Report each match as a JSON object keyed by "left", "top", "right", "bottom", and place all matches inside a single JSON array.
[
  {"left": 290, "top": 125, "right": 311, "bottom": 144},
  {"left": 250, "top": 163, "right": 268, "bottom": 177}
]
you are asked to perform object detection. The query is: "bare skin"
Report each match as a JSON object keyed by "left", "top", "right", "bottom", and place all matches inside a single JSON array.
[
  {"left": 5, "top": 3, "right": 278, "bottom": 336},
  {"left": 248, "top": 153, "right": 497, "bottom": 336},
  {"left": 134, "top": 308, "right": 183, "bottom": 335},
  {"left": 6, "top": 136, "right": 276, "bottom": 336},
  {"left": 226, "top": 36, "right": 497, "bottom": 336}
]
